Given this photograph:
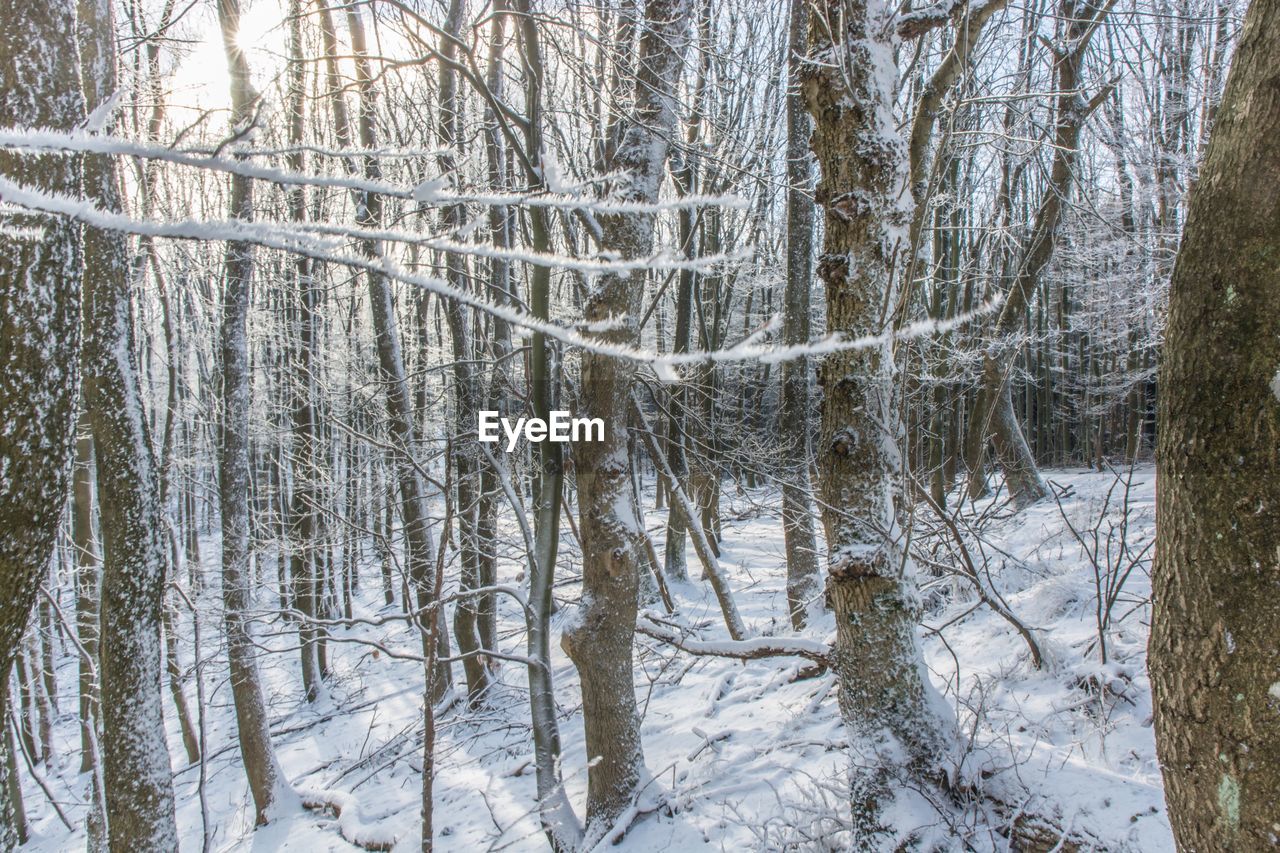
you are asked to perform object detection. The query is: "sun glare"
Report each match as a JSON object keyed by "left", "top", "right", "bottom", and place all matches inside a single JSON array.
[{"left": 170, "top": 0, "right": 287, "bottom": 113}]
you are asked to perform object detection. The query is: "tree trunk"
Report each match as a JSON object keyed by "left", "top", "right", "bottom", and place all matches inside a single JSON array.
[
  {"left": 1, "top": 720, "right": 25, "bottom": 847},
  {"left": 803, "top": 0, "right": 955, "bottom": 840},
  {"left": 780, "top": 0, "right": 820, "bottom": 629},
  {"left": 964, "top": 0, "right": 1111, "bottom": 507},
  {"left": 340, "top": 7, "right": 447, "bottom": 847},
  {"left": 662, "top": 0, "right": 710, "bottom": 584},
  {"left": 284, "top": 0, "right": 325, "bottom": 703},
  {"left": 0, "top": 1, "right": 84, "bottom": 846},
  {"left": 434, "top": 0, "right": 491, "bottom": 708},
  {"left": 214, "top": 0, "right": 294, "bottom": 826},
  {"left": 1151, "top": 3, "right": 1280, "bottom": 848},
  {"left": 503, "top": 4, "right": 583, "bottom": 846},
  {"left": 72, "top": 429, "right": 101, "bottom": 773},
  {"left": 77, "top": 0, "right": 180, "bottom": 845},
  {"left": 561, "top": 0, "right": 692, "bottom": 837}
]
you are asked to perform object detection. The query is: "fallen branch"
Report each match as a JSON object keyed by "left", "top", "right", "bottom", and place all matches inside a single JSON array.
[{"left": 637, "top": 614, "right": 831, "bottom": 667}]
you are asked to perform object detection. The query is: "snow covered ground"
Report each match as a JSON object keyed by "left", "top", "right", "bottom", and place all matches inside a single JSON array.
[{"left": 17, "top": 465, "right": 1170, "bottom": 851}]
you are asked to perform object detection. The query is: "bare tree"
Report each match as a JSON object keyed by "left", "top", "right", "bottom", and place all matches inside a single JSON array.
[
  {"left": 962, "top": 0, "right": 1114, "bottom": 506},
  {"left": 780, "top": 0, "right": 821, "bottom": 630},
  {"left": 76, "top": 0, "right": 179, "bottom": 846},
  {"left": 284, "top": 0, "right": 326, "bottom": 704},
  {"left": 214, "top": 0, "right": 295, "bottom": 825},
  {"left": 561, "top": 0, "right": 694, "bottom": 837},
  {"left": 803, "top": 0, "right": 956, "bottom": 839}
]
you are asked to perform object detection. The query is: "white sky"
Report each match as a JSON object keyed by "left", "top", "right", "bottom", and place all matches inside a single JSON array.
[{"left": 167, "top": 0, "right": 290, "bottom": 116}]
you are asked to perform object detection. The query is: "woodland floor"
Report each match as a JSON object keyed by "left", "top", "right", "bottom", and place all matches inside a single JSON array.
[{"left": 18, "top": 465, "right": 1171, "bottom": 851}]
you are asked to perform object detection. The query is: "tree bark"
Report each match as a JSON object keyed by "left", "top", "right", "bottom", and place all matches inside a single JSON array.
[
  {"left": 0, "top": 1, "right": 84, "bottom": 846},
  {"left": 77, "top": 0, "right": 180, "bottom": 846},
  {"left": 434, "top": 0, "right": 492, "bottom": 708},
  {"left": 803, "top": 0, "right": 956, "bottom": 840},
  {"left": 214, "top": 0, "right": 295, "bottom": 826},
  {"left": 561, "top": 0, "right": 693, "bottom": 837},
  {"left": 71, "top": 429, "right": 101, "bottom": 773},
  {"left": 1151, "top": 3, "right": 1280, "bottom": 848},
  {"left": 284, "top": 0, "right": 325, "bottom": 704}
]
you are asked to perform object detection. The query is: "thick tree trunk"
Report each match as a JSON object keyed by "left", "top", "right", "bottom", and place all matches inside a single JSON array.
[
  {"left": 803, "top": 0, "right": 955, "bottom": 840},
  {"left": 1151, "top": 3, "right": 1280, "bottom": 848},
  {"left": 77, "top": 0, "right": 180, "bottom": 846},
  {"left": 780, "top": 0, "right": 820, "bottom": 629},
  {"left": 561, "top": 0, "right": 692, "bottom": 837},
  {"left": 1, "top": 722, "right": 24, "bottom": 847},
  {"left": 215, "top": 0, "right": 294, "bottom": 826},
  {"left": 0, "top": 2, "right": 84, "bottom": 847}
]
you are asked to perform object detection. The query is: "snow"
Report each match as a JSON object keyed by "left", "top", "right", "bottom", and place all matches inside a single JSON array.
[{"left": 16, "top": 466, "right": 1171, "bottom": 851}]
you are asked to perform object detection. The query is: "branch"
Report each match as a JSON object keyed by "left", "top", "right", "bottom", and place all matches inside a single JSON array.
[
  {"left": 897, "top": 0, "right": 969, "bottom": 39},
  {"left": 637, "top": 614, "right": 832, "bottom": 667}
]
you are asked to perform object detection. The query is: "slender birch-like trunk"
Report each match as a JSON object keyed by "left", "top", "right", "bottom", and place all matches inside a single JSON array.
[
  {"left": 284, "top": 0, "right": 325, "bottom": 703},
  {"left": 341, "top": 8, "right": 447, "bottom": 846},
  {"left": 780, "top": 0, "right": 820, "bottom": 628},
  {"left": 214, "top": 0, "right": 295, "bottom": 826}
]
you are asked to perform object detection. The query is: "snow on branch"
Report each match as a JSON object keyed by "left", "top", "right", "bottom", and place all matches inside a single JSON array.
[
  {"left": 300, "top": 789, "right": 399, "bottom": 851},
  {"left": 0, "top": 127, "right": 746, "bottom": 214},
  {"left": 897, "top": 0, "right": 966, "bottom": 38},
  {"left": 0, "top": 173, "right": 999, "bottom": 370},
  {"left": 290, "top": 218, "right": 750, "bottom": 275},
  {"left": 637, "top": 613, "right": 832, "bottom": 666}
]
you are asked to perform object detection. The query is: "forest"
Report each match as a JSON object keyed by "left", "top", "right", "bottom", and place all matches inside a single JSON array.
[{"left": 0, "top": 0, "right": 1277, "bottom": 849}]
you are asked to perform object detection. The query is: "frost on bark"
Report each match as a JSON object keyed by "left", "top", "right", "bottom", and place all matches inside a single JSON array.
[
  {"left": 71, "top": 430, "right": 100, "bottom": 769},
  {"left": 215, "top": 0, "right": 295, "bottom": 826},
  {"left": 802, "top": 0, "right": 955, "bottom": 839},
  {"left": 76, "top": 0, "right": 179, "bottom": 846},
  {"left": 1151, "top": 2, "right": 1280, "bottom": 848},
  {"left": 0, "top": 0, "right": 84, "bottom": 847},
  {"left": 560, "top": 0, "right": 693, "bottom": 836}
]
